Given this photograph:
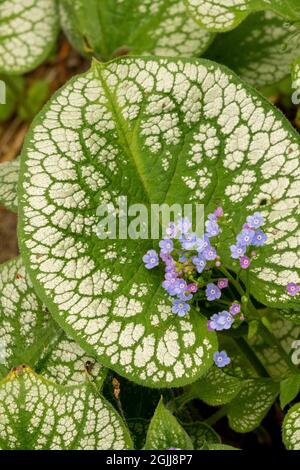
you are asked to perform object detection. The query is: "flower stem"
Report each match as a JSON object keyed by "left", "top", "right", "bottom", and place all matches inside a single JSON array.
[
  {"left": 219, "top": 266, "right": 245, "bottom": 297},
  {"left": 205, "top": 406, "right": 227, "bottom": 426},
  {"left": 234, "top": 337, "right": 269, "bottom": 377}
]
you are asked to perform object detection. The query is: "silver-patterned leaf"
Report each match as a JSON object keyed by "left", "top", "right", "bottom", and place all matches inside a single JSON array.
[
  {"left": 60, "top": 0, "right": 214, "bottom": 60},
  {"left": 18, "top": 57, "right": 300, "bottom": 388},
  {"left": 0, "top": 258, "right": 105, "bottom": 386},
  {"left": 0, "top": 0, "right": 59, "bottom": 74},
  {"left": 183, "top": 422, "right": 220, "bottom": 449},
  {"left": 282, "top": 402, "right": 300, "bottom": 449},
  {"left": 0, "top": 368, "right": 132, "bottom": 450},
  {"left": 185, "top": 0, "right": 300, "bottom": 32},
  {"left": 144, "top": 398, "right": 193, "bottom": 450},
  {"left": 227, "top": 378, "right": 279, "bottom": 433},
  {"left": 207, "top": 11, "right": 300, "bottom": 88},
  {"left": 0, "top": 160, "right": 19, "bottom": 212}
]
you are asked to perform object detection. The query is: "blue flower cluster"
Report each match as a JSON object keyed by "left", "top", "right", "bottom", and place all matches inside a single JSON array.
[
  {"left": 230, "top": 212, "right": 267, "bottom": 269},
  {"left": 142, "top": 208, "right": 223, "bottom": 317}
]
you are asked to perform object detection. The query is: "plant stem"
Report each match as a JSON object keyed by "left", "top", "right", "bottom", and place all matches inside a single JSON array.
[
  {"left": 205, "top": 406, "right": 227, "bottom": 426},
  {"left": 234, "top": 337, "right": 269, "bottom": 377},
  {"left": 219, "top": 266, "right": 245, "bottom": 297}
]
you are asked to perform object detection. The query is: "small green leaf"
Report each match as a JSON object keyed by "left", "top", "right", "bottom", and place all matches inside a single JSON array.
[
  {"left": 190, "top": 366, "right": 243, "bottom": 406},
  {"left": 144, "top": 398, "right": 193, "bottom": 450},
  {"left": 183, "top": 422, "right": 220, "bottom": 450},
  {"left": 282, "top": 402, "right": 300, "bottom": 449},
  {"left": 0, "top": 368, "right": 133, "bottom": 450},
  {"left": 0, "top": 257, "right": 105, "bottom": 386},
  {"left": 59, "top": 0, "right": 214, "bottom": 60},
  {"left": 18, "top": 79, "right": 50, "bottom": 122},
  {"left": 19, "top": 57, "right": 300, "bottom": 387},
  {"left": 206, "top": 11, "right": 300, "bottom": 88},
  {"left": 227, "top": 378, "right": 279, "bottom": 433},
  {"left": 0, "top": 0, "right": 59, "bottom": 75},
  {"left": 0, "top": 160, "right": 19, "bottom": 212},
  {"left": 185, "top": 0, "right": 300, "bottom": 32},
  {"left": 248, "top": 320, "right": 259, "bottom": 340},
  {"left": 280, "top": 374, "right": 300, "bottom": 409}
]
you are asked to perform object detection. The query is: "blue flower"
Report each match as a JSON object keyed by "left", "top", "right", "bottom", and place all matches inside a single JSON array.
[
  {"left": 230, "top": 244, "right": 246, "bottom": 259},
  {"left": 177, "top": 217, "right": 191, "bottom": 234},
  {"left": 196, "top": 235, "right": 210, "bottom": 253},
  {"left": 214, "top": 351, "right": 231, "bottom": 368},
  {"left": 209, "top": 311, "right": 234, "bottom": 331},
  {"left": 205, "top": 220, "right": 220, "bottom": 237},
  {"left": 236, "top": 229, "right": 255, "bottom": 247},
  {"left": 192, "top": 255, "right": 206, "bottom": 273},
  {"left": 159, "top": 239, "right": 174, "bottom": 254},
  {"left": 179, "top": 232, "right": 197, "bottom": 250},
  {"left": 174, "top": 278, "right": 188, "bottom": 296},
  {"left": 172, "top": 299, "right": 190, "bottom": 317},
  {"left": 205, "top": 283, "right": 221, "bottom": 301},
  {"left": 178, "top": 291, "right": 193, "bottom": 301},
  {"left": 246, "top": 212, "right": 265, "bottom": 229},
  {"left": 203, "top": 246, "right": 217, "bottom": 261},
  {"left": 251, "top": 229, "right": 267, "bottom": 247},
  {"left": 143, "top": 250, "right": 159, "bottom": 269},
  {"left": 165, "top": 222, "right": 178, "bottom": 239}
]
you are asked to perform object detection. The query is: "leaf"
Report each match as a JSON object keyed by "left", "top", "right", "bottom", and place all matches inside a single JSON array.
[
  {"left": 250, "top": 313, "right": 300, "bottom": 380},
  {"left": 59, "top": 0, "right": 214, "bottom": 60},
  {"left": 189, "top": 366, "right": 243, "bottom": 406},
  {"left": 0, "top": 160, "right": 19, "bottom": 212},
  {"left": 280, "top": 374, "right": 300, "bottom": 409},
  {"left": 18, "top": 57, "right": 300, "bottom": 387},
  {"left": 0, "top": 257, "right": 105, "bottom": 386},
  {"left": 227, "top": 378, "right": 279, "bottom": 433},
  {"left": 144, "top": 398, "right": 193, "bottom": 450},
  {"left": 0, "top": 76, "right": 25, "bottom": 122},
  {"left": 0, "top": 0, "right": 59, "bottom": 75},
  {"left": 18, "top": 79, "right": 51, "bottom": 122},
  {"left": 206, "top": 11, "right": 300, "bottom": 88},
  {"left": 202, "top": 443, "right": 240, "bottom": 450},
  {"left": 282, "top": 402, "right": 300, "bottom": 449},
  {"left": 185, "top": 0, "right": 300, "bottom": 32},
  {"left": 0, "top": 367, "right": 132, "bottom": 450},
  {"left": 182, "top": 422, "right": 220, "bottom": 449}
]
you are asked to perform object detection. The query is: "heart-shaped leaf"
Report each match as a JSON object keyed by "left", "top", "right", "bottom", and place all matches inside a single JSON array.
[
  {"left": 189, "top": 366, "right": 243, "bottom": 406},
  {"left": 0, "top": 0, "right": 59, "bottom": 75},
  {"left": 250, "top": 314, "right": 300, "bottom": 380},
  {"left": 206, "top": 11, "right": 300, "bottom": 88},
  {"left": 282, "top": 402, "right": 300, "bottom": 449},
  {"left": 280, "top": 374, "right": 300, "bottom": 409},
  {"left": 19, "top": 57, "right": 300, "bottom": 387},
  {"left": 0, "top": 257, "right": 105, "bottom": 386},
  {"left": 59, "top": 0, "right": 214, "bottom": 60},
  {"left": 0, "top": 161, "right": 19, "bottom": 212},
  {"left": 227, "top": 378, "right": 279, "bottom": 432},
  {"left": 0, "top": 367, "right": 132, "bottom": 450},
  {"left": 144, "top": 398, "right": 193, "bottom": 450},
  {"left": 183, "top": 422, "right": 220, "bottom": 449},
  {"left": 185, "top": 0, "right": 300, "bottom": 32}
]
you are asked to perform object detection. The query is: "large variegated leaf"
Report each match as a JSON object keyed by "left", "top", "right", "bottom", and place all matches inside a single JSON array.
[
  {"left": 185, "top": 0, "right": 300, "bottom": 32},
  {"left": 144, "top": 398, "right": 193, "bottom": 450},
  {"left": 18, "top": 57, "right": 300, "bottom": 387},
  {"left": 0, "top": 161, "right": 19, "bottom": 212},
  {"left": 0, "top": 368, "right": 132, "bottom": 450},
  {"left": 59, "top": 0, "right": 214, "bottom": 60},
  {"left": 0, "top": 0, "right": 59, "bottom": 75},
  {"left": 206, "top": 11, "right": 300, "bottom": 88},
  {"left": 227, "top": 378, "right": 279, "bottom": 432},
  {"left": 0, "top": 258, "right": 105, "bottom": 386},
  {"left": 282, "top": 402, "right": 300, "bottom": 449},
  {"left": 250, "top": 314, "right": 300, "bottom": 380}
]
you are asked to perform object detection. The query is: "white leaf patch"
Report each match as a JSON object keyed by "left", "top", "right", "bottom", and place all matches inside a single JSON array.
[
  {"left": 0, "top": 368, "right": 132, "bottom": 450},
  {"left": 0, "top": 0, "right": 59, "bottom": 74},
  {"left": 283, "top": 402, "right": 300, "bottom": 450},
  {"left": 0, "top": 160, "right": 19, "bottom": 212}
]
